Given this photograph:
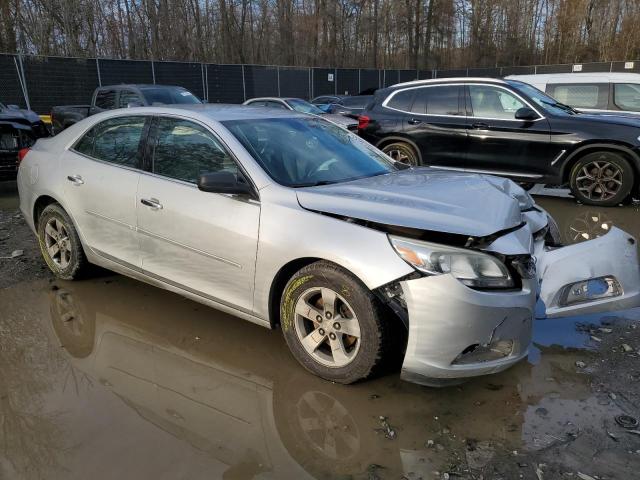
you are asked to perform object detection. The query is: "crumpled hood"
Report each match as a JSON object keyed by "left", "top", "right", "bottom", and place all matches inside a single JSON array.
[{"left": 296, "top": 168, "right": 528, "bottom": 237}]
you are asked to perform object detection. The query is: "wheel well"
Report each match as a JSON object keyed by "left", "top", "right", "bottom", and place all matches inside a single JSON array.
[
  {"left": 33, "top": 195, "right": 59, "bottom": 229},
  {"left": 267, "top": 257, "right": 322, "bottom": 328},
  {"left": 562, "top": 145, "right": 639, "bottom": 186}
]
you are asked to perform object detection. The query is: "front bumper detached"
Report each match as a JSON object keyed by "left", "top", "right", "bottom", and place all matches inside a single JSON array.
[
  {"left": 399, "top": 275, "right": 535, "bottom": 386},
  {"left": 398, "top": 226, "right": 640, "bottom": 386}
]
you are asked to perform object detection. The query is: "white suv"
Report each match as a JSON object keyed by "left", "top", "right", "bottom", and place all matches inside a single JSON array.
[{"left": 507, "top": 72, "right": 640, "bottom": 116}]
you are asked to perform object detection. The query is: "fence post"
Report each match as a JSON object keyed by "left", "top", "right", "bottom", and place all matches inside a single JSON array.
[
  {"left": 277, "top": 66, "right": 281, "bottom": 97},
  {"left": 309, "top": 67, "right": 312, "bottom": 99},
  {"left": 13, "top": 54, "right": 30, "bottom": 110},
  {"left": 96, "top": 58, "right": 102, "bottom": 86},
  {"left": 358, "top": 69, "right": 361, "bottom": 93},
  {"left": 334, "top": 68, "right": 337, "bottom": 95},
  {"left": 241, "top": 64, "right": 247, "bottom": 101},
  {"left": 201, "top": 63, "right": 206, "bottom": 101},
  {"left": 151, "top": 60, "right": 156, "bottom": 84}
]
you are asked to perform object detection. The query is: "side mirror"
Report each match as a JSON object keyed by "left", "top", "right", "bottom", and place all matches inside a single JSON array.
[
  {"left": 515, "top": 107, "right": 539, "bottom": 121},
  {"left": 197, "top": 171, "right": 253, "bottom": 196},
  {"left": 127, "top": 101, "right": 143, "bottom": 108}
]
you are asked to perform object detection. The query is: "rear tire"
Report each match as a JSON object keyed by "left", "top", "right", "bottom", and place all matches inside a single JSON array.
[
  {"left": 569, "top": 151, "right": 634, "bottom": 206},
  {"left": 280, "top": 261, "right": 399, "bottom": 384},
  {"left": 37, "top": 203, "right": 89, "bottom": 280},
  {"left": 381, "top": 141, "right": 419, "bottom": 166}
]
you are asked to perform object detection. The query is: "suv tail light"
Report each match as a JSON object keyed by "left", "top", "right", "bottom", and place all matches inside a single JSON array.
[
  {"left": 17, "top": 148, "right": 30, "bottom": 164},
  {"left": 357, "top": 115, "right": 370, "bottom": 130}
]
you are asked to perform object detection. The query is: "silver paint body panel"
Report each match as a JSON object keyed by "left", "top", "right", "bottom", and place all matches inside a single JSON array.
[{"left": 17, "top": 104, "right": 640, "bottom": 384}]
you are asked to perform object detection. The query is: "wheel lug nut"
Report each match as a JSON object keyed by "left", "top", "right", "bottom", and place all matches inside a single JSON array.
[
  {"left": 318, "top": 328, "right": 325, "bottom": 336},
  {"left": 333, "top": 322, "right": 340, "bottom": 330},
  {"left": 329, "top": 332, "right": 336, "bottom": 340},
  {"left": 325, "top": 312, "right": 332, "bottom": 320},
  {"left": 316, "top": 315, "right": 322, "bottom": 322}
]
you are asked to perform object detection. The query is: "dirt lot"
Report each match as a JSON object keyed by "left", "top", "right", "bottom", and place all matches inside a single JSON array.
[{"left": 1, "top": 180, "right": 640, "bottom": 480}]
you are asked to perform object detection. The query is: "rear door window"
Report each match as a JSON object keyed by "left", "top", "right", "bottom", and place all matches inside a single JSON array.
[
  {"left": 94, "top": 90, "right": 117, "bottom": 110},
  {"left": 613, "top": 83, "right": 640, "bottom": 111},
  {"left": 74, "top": 116, "right": 146, "bottom": 168},
  {"left": 547, "top": 83, "right": 607, "bottom": 109},
  {"left": 152, "top": 117, "right": 238, "bottom": 184},
  {"left": 411, "top": 85, "right": 461, "bottom": 115}
]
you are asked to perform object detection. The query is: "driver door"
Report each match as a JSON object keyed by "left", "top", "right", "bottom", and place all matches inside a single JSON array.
[{"left": 136, "top": 116, "right": 260, "bottom": 313}]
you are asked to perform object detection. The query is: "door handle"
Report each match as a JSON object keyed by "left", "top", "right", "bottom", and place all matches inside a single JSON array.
[
  {"left": 66, "top": 175, "right": 84, "bottom": 185},
  {"left": 408, "top": 119, "right": 422, "bottom": 125},
  {"left": 471, "top": 122, "right": 490, "bottom": 130},
  {"left": 140, "top": 198, "right": 163, "bottom": 210}
]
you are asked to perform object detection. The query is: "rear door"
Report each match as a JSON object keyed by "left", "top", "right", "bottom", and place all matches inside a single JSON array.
[
  {"left": 136, "top": 115, "right": 260, "bottom": 313},
  {"left": 464, "top": 83, "right": 557, "bottom": 179},
  {"left": 388, "top": 84, "right": 468, "bottom": 168},
  {"left": 62, "top": 115, "right": 149, "bottom": 267}
]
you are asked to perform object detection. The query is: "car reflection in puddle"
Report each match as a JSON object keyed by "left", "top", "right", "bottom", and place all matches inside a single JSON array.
[
  {"left": 1, "top": 195, "right": 639, "bottom": 479},
  {"left": 0, "top": 268, "right": 634, "bottom": 479}
]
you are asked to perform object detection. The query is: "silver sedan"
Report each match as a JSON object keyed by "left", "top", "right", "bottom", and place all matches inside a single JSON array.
[{"left": 17, "top": 105, "right": 640, "bottom": 385}]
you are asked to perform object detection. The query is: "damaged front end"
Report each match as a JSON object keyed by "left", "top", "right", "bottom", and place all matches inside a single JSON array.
[{"left": 377, "top": 207, "right": 639, "bottom": 387}]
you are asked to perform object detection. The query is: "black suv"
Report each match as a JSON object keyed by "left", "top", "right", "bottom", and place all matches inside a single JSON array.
[{"left": 358, "top": 78, "right": 640, "bottom": 206}]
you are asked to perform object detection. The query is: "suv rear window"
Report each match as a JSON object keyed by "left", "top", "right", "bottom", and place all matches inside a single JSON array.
[
  {"left": 386, "top": 90, "right": 415, "bottom": 111},
  {"left": 547, "top": 83, "right": 607, "bottom": 109}
]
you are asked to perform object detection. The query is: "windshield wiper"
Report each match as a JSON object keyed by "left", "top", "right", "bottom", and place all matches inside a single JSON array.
[
  {"left": 542, "top": 100, "right": 578, "bottom": 114},
  {"left": 294, "top": 180, "right": 337, "bottom": 187}
]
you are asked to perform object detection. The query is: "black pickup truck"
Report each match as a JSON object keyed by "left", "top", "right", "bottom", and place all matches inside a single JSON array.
[{"left": 50, "top": 84, "right": 202, "bottom": 134}]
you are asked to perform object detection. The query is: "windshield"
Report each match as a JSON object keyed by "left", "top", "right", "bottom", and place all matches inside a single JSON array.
[
  {"left": 507, "top": 80, "right": 577, "bottom": 115},
  {"left": 223, "top": 117, "right": 396, "bottom": 187},
  {"left": 286, "top": 99, "right": 325, "bottom": 115},
  {"left": 141, "top": 87, "right": 201, "bottom": 105}
]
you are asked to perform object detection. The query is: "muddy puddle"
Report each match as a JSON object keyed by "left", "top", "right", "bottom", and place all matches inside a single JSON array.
[{"left": 0, "top": 190, "right": 639, "bottom": 479}]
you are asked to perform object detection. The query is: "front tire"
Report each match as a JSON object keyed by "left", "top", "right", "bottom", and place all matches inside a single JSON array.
[
  {"left": 280, "top": 261, "right": 399, "bottom": 384},
  {"left": 381, "top": 141, "right": 419, "bottom": 166},
  {"left": 569, "top": 151, "right": 635, "bottom": 206},
  {"left": 37, "top": 203, "right": 89, "bottom": 280}
]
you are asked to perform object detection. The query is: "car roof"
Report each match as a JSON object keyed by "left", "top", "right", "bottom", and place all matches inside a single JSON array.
[
  {"left": 128, "top": 103, "right": 309, "bottom": 121},
  {"left": 506, "top": 72, "right": 640, "bottom": 83},
  {"left": 390, "top": 77, "right": 507, "bottom": 89},
  {"left": 97, "top": 84, "right": 188, "bottom": 91},
  {"left": 245, "top": 97, "right": 291, "bottom": 102}
]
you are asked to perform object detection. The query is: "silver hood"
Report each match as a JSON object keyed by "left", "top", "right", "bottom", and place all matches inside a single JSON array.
[{"left": 296, "top": 168, "right": 527, "bottom": 237}]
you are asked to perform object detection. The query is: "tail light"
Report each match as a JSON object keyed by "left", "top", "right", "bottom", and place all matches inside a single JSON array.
[
  {"left": 17, "top": 148, "right": 30, "bottom": 164},
  {"left": 357, "top": 115, "right": 370, "bottom": 130}
]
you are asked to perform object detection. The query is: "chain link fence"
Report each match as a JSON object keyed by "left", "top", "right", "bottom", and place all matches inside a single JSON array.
[{"left": 2, "top": 53, "right": 640, "bottom": 114}]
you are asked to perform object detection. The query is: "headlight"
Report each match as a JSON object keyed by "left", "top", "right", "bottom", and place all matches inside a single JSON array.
[{"left": 389, "top": 236, "right": 514, "bottom": 289}]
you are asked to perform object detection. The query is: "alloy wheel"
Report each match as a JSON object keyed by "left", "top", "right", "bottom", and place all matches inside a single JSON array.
[
  {"left": 575, "top": 160, "right": 624, "bottom": 202},
  {"left": 383, "top": 145, "right": 417, "bottom": 166},
  {"left": 294, "top": 287, "right": 361, "bottom": 368},
  {"left": 44, "top": 217, "right": 72, "bottom": 269}
]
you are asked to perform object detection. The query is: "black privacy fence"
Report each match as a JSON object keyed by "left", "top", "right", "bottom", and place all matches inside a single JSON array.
[{"left": 2, "top": 53, "right": 640, "bottom": 114}]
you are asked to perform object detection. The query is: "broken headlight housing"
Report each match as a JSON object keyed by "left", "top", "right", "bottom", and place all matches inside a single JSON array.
[{"left": 389, "top": 235, "right": 514, "bottom": 289}]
